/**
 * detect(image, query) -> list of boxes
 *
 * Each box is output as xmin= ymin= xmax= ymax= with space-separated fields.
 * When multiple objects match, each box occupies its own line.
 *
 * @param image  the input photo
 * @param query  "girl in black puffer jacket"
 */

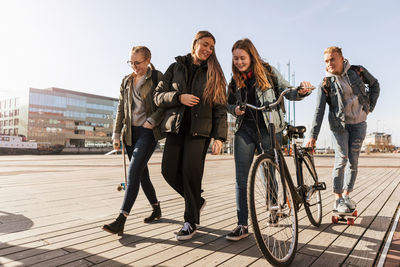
xmin=154 ymin=31 xmax=227 ymax=241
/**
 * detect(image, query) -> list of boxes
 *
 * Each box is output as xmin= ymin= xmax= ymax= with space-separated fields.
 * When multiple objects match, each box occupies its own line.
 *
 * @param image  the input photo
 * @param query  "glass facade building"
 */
xmin=0 ymin=87 xmax=118 ymax=147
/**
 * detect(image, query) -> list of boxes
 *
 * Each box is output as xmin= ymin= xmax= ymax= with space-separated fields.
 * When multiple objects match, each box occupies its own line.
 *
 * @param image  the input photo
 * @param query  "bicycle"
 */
xmin=244 ymin=86 xmax=327 ymax=266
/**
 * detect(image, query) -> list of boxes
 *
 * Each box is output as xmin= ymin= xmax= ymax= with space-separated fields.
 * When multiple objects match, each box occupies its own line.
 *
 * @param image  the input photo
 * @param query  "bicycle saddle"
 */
xmin=286 ymin=125 xmax=306 ymax=138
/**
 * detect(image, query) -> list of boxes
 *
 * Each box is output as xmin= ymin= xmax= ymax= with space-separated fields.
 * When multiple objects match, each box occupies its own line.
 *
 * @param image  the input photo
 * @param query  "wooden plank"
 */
xmin=343 ymin=174 xmax=400 ymax=266
xmin=296 ymin=167 xmax=388 ymax=249
xmin=1 ymin=194 xmax=232 ymax=266
xmin=87 ymin=202 xmax=237 ymax=266
xmin=311 ymin=170 xmax=400 ymax=266
xmin=297 ymin=168 xmax=397 ymax=257
xmin=0 ymin=154 xmax=399 ymax=267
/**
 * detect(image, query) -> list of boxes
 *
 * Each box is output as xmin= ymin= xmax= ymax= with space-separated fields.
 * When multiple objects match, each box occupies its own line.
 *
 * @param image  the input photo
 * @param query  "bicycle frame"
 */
xmin=243 ymin=86 xmax=316 ymax=210
xmin=245 ymin=86 xmax=325 ymax=266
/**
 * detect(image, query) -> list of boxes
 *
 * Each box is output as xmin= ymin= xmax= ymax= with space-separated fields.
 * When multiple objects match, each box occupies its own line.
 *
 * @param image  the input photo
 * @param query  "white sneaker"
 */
xmin=334 ymin=198 xmax=350 ymax=213
xmin=343 ymin=196 xmax=356 ymax=210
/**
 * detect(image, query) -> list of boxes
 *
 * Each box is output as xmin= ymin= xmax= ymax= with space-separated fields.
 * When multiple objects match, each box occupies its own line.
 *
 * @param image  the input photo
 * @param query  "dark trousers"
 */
xmin=161 ymin=132 xmax=210 ymax=224
xmin=121 ymin=126 xmax=158 ymax=215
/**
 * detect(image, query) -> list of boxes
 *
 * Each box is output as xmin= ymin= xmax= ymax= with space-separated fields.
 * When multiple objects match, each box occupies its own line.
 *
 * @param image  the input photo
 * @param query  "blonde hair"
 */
xmin=324 ymin=46 xmax=343 ymax=56
xmin=191 ymin=31 xmax=226 ymax=105
xmin=131 ymin=46 xmax=156 ymax=70
xmin=231 ymin=38 xmax=273 ymax=91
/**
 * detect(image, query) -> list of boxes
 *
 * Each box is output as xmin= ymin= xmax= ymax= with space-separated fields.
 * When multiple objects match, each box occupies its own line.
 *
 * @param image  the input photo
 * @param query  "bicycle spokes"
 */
xmin=248 ymin=154 xmax=298 ymax=265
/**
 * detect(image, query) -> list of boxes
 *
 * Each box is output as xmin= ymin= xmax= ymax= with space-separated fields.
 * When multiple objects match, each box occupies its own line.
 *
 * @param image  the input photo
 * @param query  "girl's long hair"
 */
xmin=191 ymin=31 xmax=226 ymax=105
xmin=231 ymin=38 xmax=274 ymax=91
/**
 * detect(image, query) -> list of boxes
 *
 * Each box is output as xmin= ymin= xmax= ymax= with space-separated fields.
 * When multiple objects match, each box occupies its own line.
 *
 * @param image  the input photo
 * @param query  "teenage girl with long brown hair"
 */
xmin=154 ymin=31 xmax=227 ymax=240
xmin=226 ymin=38 xmax=313 ymax=240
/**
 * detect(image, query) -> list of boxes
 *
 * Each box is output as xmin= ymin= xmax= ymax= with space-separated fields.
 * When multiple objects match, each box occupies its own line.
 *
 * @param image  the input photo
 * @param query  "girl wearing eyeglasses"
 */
xmin=154 ymin=31 xmax=227 ymax=240
xmin=102 ymin=46 xmax=164 ymax=236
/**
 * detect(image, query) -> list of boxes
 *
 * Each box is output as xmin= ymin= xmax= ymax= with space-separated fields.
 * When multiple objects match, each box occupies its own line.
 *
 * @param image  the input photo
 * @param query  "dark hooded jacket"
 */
xmin=153 ymin=54 xmax=227 ymax=141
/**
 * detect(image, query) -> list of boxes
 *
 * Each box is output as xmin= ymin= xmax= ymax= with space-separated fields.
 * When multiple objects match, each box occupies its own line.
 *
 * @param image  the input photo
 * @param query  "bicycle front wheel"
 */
xmin=248 ymin=153 xmax=298 ymax=266
xmin=302 ymin=153 xmax=322 ymax=227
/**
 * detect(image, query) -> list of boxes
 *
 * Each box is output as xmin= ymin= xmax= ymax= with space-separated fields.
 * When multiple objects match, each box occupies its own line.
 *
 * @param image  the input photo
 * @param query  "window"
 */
xmin=14 ymin=119 xmax=19 ymax=126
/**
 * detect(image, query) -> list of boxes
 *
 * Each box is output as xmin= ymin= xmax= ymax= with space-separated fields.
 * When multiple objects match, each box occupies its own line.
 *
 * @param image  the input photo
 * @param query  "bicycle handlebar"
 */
xmin=242 ymin=86 xmax=315 ymax=111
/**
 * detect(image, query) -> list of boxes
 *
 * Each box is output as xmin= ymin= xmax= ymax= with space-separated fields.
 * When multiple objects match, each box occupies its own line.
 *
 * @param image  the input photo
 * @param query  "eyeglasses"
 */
xmin=127 ymin=60 xmax=146 ymax=67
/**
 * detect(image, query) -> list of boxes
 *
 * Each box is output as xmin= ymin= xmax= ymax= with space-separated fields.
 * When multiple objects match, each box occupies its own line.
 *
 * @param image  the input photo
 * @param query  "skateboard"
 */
xmin=332 ymin=209 xmax=357 ymax=225
xmin=117 ymin=132 xmax=127 ymax=192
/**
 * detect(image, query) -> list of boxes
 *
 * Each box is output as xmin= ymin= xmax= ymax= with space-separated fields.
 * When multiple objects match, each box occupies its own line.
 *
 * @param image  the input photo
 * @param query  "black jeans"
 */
xmin=161 ymin=132 xmax=210 ymax=224
xmin=121 ymin=126 xmax=158 ymax=215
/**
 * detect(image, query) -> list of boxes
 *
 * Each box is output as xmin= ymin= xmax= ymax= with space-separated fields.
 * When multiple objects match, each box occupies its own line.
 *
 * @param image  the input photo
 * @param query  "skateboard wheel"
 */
xmin=117 ymin=183 xmax=126 ymax=191
xmin=332 ymin=216 xmax=339 ymax=223
xmin=347 ymin=218 xmax=354 ymax=225
xmin=352 ymin=210 xmax=358 ymax=217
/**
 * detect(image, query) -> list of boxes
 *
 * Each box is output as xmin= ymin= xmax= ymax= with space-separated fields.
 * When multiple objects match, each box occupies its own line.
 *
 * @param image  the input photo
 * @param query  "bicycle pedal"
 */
xmin=314 ymin=182 xmax=326 ymax=190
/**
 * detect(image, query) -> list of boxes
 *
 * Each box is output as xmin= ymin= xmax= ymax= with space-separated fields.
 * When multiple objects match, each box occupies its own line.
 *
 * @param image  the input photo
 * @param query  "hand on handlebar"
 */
xmin=298 ymin=81 xmax=314 ymax=96
xmin=235 ymin=105 xmax=245 ymax=116
xmin=306 ymin=138 xmax=316 ymax=147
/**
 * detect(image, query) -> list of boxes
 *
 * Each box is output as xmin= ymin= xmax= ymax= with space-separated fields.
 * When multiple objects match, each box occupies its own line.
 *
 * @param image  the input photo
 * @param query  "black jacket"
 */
xmin=153 ymin=54 xmax=227 ymax=141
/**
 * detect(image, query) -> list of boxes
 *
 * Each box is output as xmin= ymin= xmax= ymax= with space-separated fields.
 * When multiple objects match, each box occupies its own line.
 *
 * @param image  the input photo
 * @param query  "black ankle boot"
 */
xmin=144 ymin=201 xmax=161 ymax=223
xmin=102 ymin=213 xmax=126 ymax=236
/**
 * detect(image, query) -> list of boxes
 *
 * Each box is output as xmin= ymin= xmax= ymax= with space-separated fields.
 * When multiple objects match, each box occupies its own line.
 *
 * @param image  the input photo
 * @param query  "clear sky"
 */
xmin=1 ymin=0 xmax=399 ymax=146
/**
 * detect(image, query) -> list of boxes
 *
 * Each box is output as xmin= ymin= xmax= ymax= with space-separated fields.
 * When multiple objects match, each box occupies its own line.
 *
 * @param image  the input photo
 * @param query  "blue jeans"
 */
xmin=332 ymin=121 xmax=367 ymax=194
xmin=121 ymin=126 xmax=158 ymax=215
xmin=234 ymin=123 xmax=282 ymax=226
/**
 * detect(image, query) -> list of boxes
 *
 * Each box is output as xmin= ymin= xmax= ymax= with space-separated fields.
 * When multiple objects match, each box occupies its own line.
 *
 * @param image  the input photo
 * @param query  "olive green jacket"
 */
xmin=113 ymin=68 xmax=165 ymax=145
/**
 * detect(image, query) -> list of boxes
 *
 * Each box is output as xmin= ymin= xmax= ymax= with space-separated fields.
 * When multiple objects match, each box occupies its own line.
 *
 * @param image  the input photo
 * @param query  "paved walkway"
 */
xmin=0 ymin=153 xmax=399 ymax=266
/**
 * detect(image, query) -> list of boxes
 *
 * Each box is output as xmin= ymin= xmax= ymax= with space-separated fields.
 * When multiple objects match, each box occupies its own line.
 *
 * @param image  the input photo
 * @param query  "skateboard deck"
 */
xmin=332 ymin=209 xmax=357 ymax=225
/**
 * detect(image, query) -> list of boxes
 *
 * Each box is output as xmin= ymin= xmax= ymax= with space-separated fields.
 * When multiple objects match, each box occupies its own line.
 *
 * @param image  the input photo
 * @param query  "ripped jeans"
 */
xmin=332 ymin=121 xmax=367 ymax=194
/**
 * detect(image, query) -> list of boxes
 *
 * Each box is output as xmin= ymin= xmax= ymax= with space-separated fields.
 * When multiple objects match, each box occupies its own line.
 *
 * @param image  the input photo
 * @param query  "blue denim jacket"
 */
xmin=310 ymin=65 xmax=380 ymax=139
xmin=227 ymin=66 xmax=307 ymax=133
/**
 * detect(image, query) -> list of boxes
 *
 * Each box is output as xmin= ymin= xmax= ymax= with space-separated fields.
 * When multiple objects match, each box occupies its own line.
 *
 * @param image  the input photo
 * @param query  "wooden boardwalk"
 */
xmin=0 ymin=153 xmax=399 ymax=266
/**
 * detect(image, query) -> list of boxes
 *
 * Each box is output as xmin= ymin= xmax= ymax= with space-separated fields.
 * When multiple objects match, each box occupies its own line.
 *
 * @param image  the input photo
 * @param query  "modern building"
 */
xmin=0 ymin=87 xmax=118 ymax=147
xmin=363 ymin=132 xmax=395 ymax=153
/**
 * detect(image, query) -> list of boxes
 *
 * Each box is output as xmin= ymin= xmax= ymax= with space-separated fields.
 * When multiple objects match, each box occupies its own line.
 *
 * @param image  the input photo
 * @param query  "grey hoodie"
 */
xmin=326 ymin=59 xmax=367 ymax=124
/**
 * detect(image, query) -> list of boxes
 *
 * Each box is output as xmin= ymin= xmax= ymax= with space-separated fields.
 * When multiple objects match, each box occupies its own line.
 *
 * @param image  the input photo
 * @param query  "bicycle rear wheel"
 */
xmin=302 ymin=153 xmax=322 ymax=227
xmin=248 ymin=153 xmax=298 ymax=266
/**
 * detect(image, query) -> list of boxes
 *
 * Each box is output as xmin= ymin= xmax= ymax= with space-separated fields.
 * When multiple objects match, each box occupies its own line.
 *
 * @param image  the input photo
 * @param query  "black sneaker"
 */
xmin=226 ymin=225 xmax=249 ymax=241
xmin=176 ymin=222 xmax=197 ymax=241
